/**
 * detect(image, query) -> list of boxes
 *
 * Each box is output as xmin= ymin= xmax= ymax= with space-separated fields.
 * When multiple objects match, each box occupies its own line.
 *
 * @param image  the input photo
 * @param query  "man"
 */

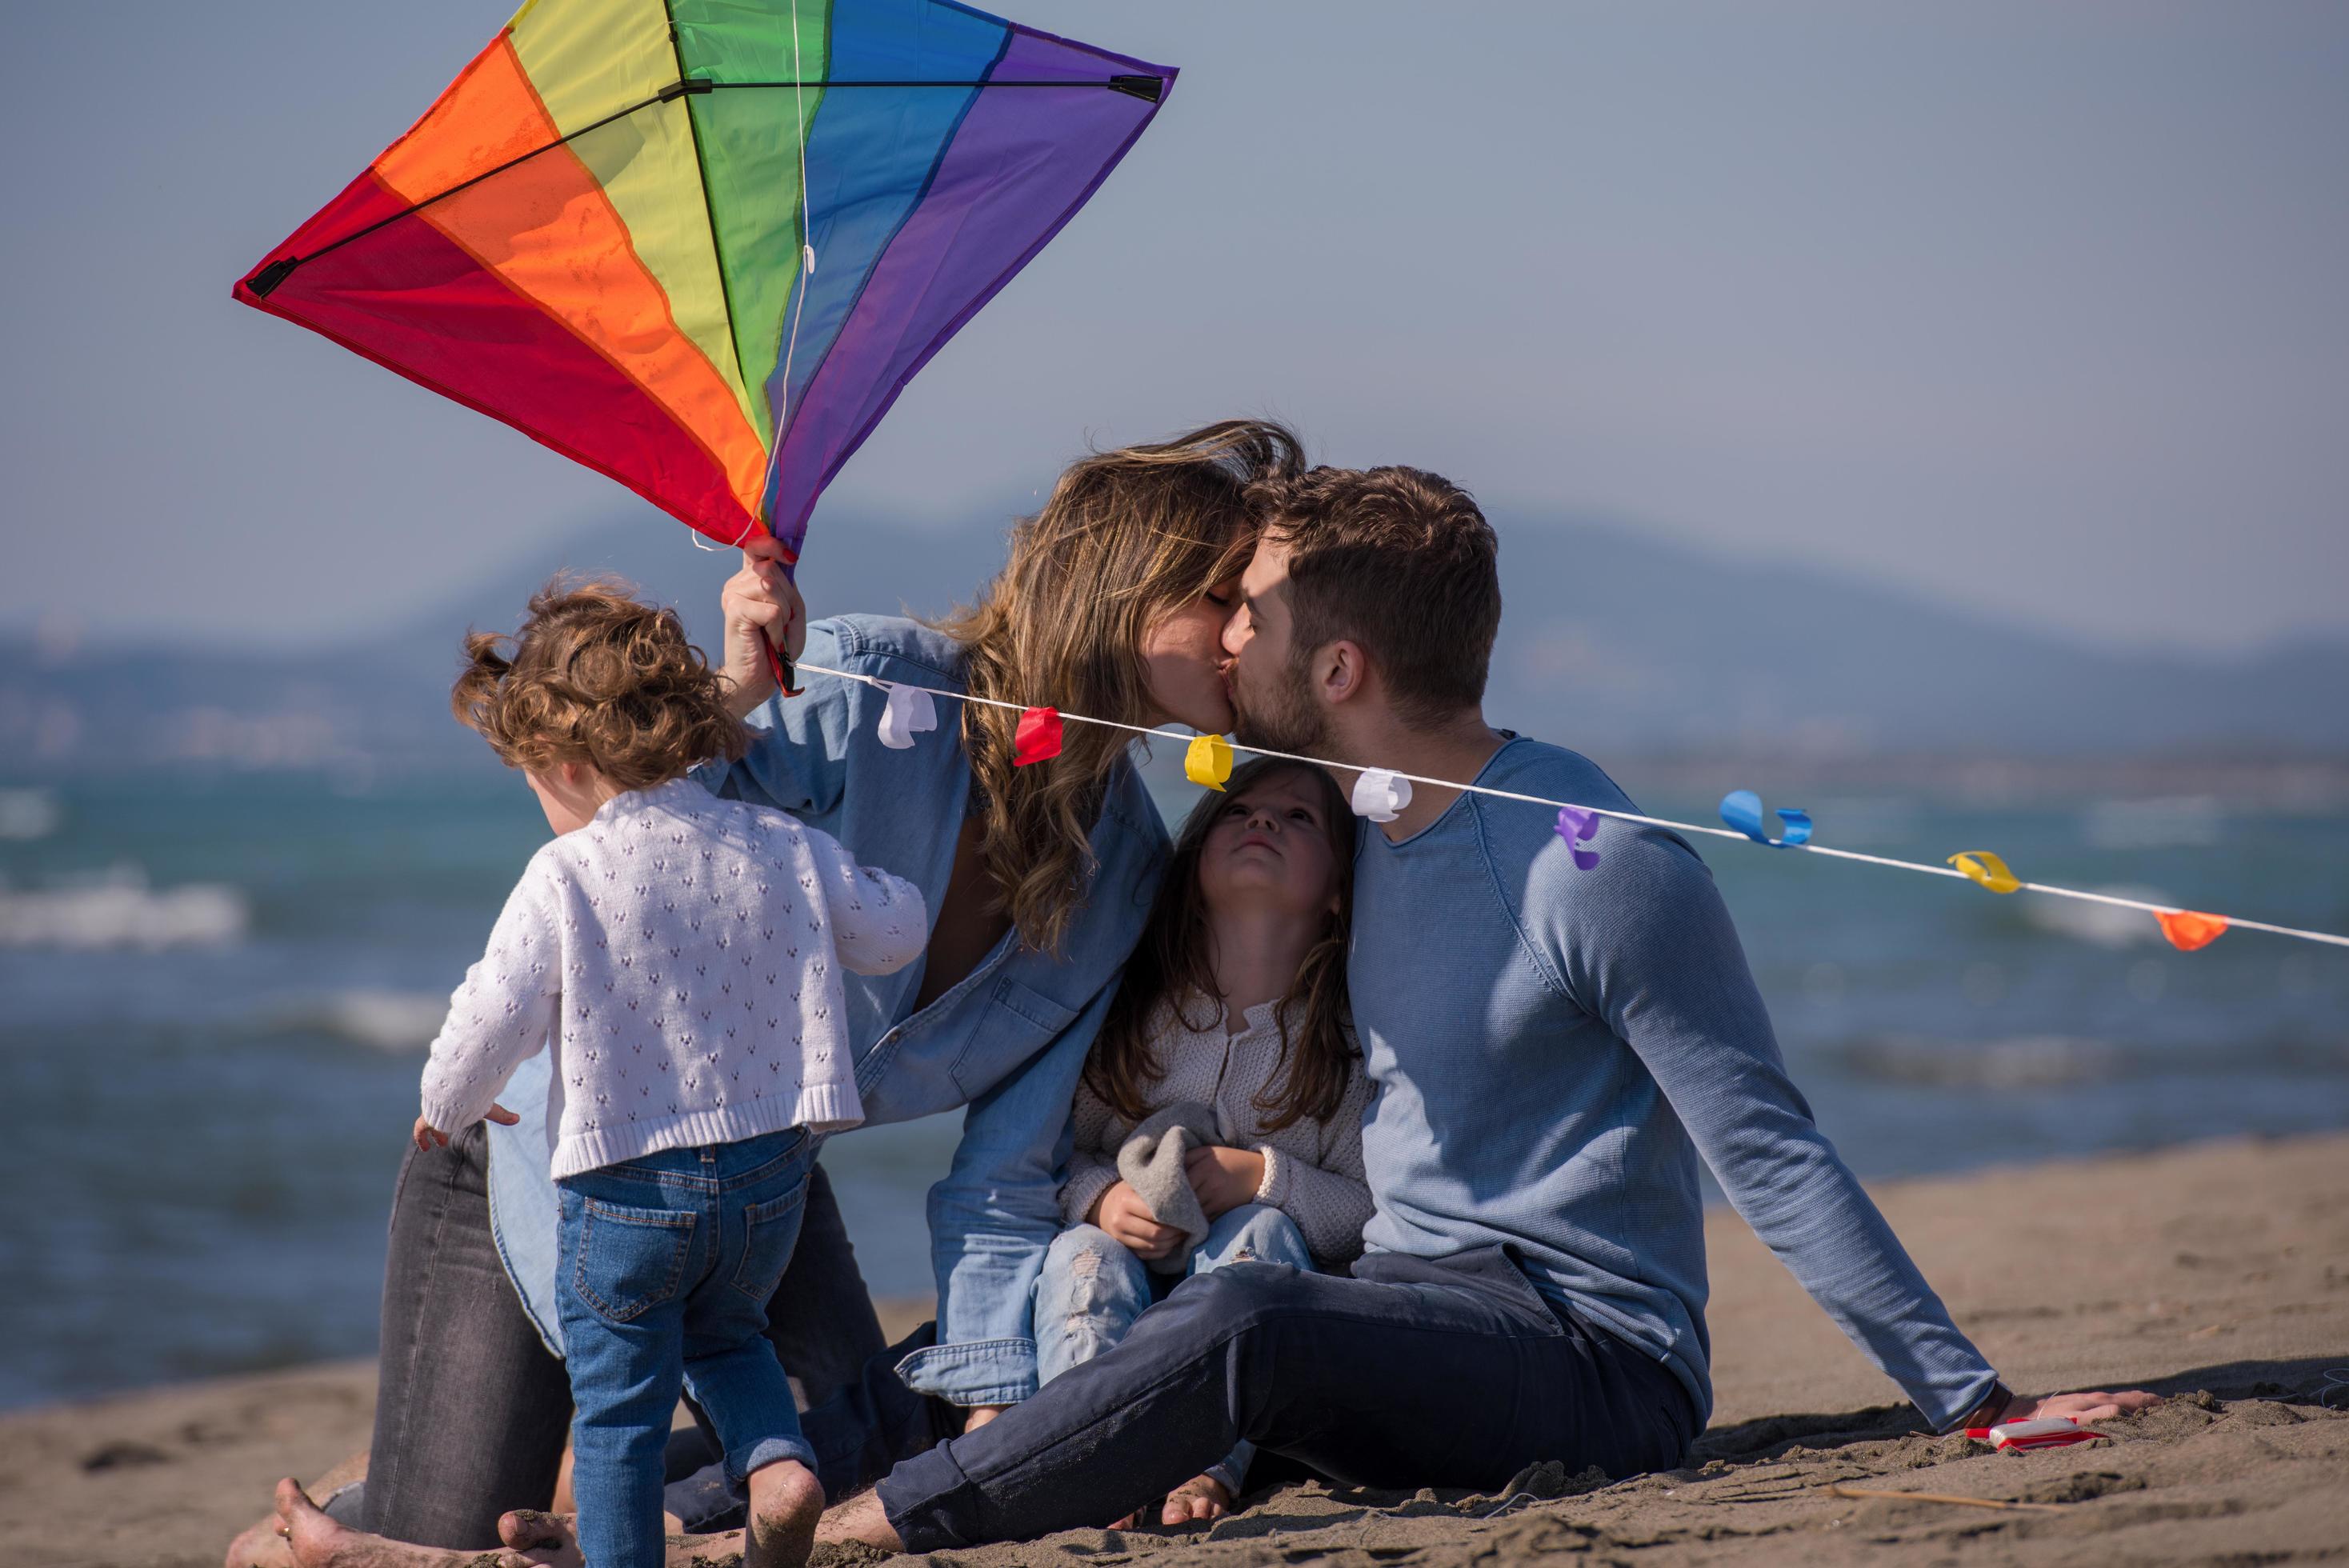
xmin=269 ymin=464 xmax=2148 ymax=1567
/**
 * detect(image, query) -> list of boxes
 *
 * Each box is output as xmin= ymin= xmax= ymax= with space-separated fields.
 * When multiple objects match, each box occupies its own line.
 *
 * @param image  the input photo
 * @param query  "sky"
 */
xmin=2 ymin=2 xmax=2343 ymax=656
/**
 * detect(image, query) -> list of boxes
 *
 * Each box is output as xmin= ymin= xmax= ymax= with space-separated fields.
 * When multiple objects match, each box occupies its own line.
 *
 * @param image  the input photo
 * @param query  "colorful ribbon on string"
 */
xmin=1351 ymin=769 xmax=1412 ymax=823
xmin=1947 ymin=850 xmax=2021 ymax=894
xmin=1012 ymin=706 xmax=1062 ymax=766
xmin=1720 ymin=790 xmax=1813 ymax=848
xmin=790 ymin=659 xmax=2349 ymax=954
xmin=1555 ymin=806 xmax=1602 ymax=870
xmin=1185 ymin=733 xmax=1234 ymax=791
xmin=875 ymin=683 xmax=938 ymax=750
xmin=2156 ymin=910 xmax=2228 ymax=951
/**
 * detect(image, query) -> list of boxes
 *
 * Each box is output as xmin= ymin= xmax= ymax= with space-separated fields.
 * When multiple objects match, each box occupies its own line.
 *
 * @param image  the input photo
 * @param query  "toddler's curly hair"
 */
xmin=451 ymin=575 xmax=746 ymax=787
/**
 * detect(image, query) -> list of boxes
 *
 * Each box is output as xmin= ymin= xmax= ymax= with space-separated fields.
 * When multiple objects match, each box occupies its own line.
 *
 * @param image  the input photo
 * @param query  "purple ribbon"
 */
xmin=1555 ymin=806 xmax=1602 ymax=870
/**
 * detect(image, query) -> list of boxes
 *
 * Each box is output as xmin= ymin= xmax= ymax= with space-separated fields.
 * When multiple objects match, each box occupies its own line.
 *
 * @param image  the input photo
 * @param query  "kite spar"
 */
xmin=236 ymin=0 xmax=1173 ymax=690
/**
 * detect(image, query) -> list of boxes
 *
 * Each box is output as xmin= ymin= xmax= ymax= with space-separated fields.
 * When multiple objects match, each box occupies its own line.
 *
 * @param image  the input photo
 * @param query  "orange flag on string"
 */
xmin=2156 ymin=910 xmax=2228 ymax=951
xmin=1013 ymin=706 xmax=1063 ymax=766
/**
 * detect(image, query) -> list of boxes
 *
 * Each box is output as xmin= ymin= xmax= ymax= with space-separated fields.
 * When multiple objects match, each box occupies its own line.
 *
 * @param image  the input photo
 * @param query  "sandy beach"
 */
xmin=13 ymin=1133 xmax=2344 ymax=1568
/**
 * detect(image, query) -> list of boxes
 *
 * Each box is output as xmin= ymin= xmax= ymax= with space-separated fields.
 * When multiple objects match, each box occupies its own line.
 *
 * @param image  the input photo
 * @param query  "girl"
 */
xmin=1041 ymin=757 xmax=1374 ymax=1526
xmin=414 ymin=580 xmax=927 ymax=1568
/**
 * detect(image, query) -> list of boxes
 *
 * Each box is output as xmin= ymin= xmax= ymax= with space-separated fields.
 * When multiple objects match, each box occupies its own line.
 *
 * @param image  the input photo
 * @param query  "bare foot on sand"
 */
xmin=746 ymin=1460 xmax=825 ymax=1568
xmin=494 ymin=1510 xmax=583 ymax=1566
xmin=811 ymin=1488 xmax=906 ymax=1554
xmin=1159 ymin=1472 xmax=1234 ymax=1526
xmin=225 ymin=1509 xmax=294 ymax=1568
xmin=276 ymin=1478 xmax=519 ymax=1568
xmin=498 ymin=1507 xmax=762 ymax=1568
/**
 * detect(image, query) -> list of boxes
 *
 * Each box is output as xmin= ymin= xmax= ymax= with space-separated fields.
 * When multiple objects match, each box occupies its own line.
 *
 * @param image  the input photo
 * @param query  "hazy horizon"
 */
xmin=5 ymin=2 xmax=2345 ymax=658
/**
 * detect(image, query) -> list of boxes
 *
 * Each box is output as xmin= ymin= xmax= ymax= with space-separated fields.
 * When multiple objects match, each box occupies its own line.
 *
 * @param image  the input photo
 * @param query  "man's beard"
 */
xmin=1229 ymin=650 xmax=1332 ymax=756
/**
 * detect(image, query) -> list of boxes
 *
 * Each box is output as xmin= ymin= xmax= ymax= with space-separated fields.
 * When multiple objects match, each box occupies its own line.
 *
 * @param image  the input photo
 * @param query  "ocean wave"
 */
xmin=1827 ymin=1033 xmax=2349 ymax=1090
xmin=0 ymin=870 xmax=247 ymax=949
xmin=0 ymin=790 xmax=60 ymax=842
xmin=1833 ymin=1034 xmax=2123 ymax=1090
xmin=261 ymin=989 xmax=449 ymax=1052
xmin=2082 ymin=796 xmax=2224 ymax=850
xmin=2020 ymin=885 xmax=2174 ymax=948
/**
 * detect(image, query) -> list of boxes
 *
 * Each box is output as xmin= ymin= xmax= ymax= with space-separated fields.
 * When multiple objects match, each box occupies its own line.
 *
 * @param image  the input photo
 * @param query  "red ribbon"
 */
xmin=1013 ymin=706 xmax=1063 ymax=766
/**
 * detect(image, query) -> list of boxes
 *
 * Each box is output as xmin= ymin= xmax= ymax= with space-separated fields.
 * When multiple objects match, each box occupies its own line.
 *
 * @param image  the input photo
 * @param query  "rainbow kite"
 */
xmin=234 ymin=0 xmax=1171 ymax=564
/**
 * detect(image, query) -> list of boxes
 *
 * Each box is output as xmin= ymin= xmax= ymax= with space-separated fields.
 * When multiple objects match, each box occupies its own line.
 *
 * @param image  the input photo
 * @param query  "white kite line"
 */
xmin=792 ymin=661 xmax=2349 ymax=952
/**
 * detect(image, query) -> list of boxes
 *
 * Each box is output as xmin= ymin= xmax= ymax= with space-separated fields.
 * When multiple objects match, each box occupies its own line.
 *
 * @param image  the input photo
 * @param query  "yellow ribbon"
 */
xmin=1185 ymin=733 xmax=1234 ymax=791
xmin=1947 ymin=850 xmax=2021 ymax=894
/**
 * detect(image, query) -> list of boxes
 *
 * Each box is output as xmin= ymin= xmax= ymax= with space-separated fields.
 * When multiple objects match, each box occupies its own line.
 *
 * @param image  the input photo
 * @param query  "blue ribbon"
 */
xmin=1719 ymin=789 xmax=1813 ymax=849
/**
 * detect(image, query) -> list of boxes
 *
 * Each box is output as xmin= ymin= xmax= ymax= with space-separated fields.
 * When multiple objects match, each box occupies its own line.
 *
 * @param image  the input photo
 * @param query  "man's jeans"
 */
xmin=875 ymin=1244 xmax=1701 ymax=1550
xmin=555 ymin=1131 xmax=818 ymax=1568
xmin=349 ymin=1124 xmax=882 ymax=1547
xmin=1036 ymin=1204 xmax=1312 ymax=1498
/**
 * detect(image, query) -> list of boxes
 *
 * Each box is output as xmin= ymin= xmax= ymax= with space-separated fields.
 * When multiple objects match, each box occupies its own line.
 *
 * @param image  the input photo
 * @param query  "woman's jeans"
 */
xmin=357 ymin=1122 xmax=886 ymax=1549
xmin=1035 ymin=1203 xmax=1313 ymax=1497
xmin=554 ymin=1130 xmax=818 ymax=1568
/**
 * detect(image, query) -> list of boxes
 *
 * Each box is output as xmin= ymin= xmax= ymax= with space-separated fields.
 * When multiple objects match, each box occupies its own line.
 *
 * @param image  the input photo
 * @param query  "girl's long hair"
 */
xmin=932 ymin=419 xmax=1302 ymax=955
xmin=1086 ymin=758 xmax=1358 ymax=1133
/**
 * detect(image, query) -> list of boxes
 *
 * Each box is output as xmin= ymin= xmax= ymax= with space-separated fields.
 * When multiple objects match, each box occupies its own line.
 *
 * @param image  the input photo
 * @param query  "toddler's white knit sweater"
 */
xmin=419 ymin=778 xmax=927 ymax=1178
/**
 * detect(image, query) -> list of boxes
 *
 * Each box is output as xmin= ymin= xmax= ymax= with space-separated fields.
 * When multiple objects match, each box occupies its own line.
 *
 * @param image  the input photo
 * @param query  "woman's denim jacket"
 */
xmin=484 ymin=614 xmax=1167 ymax=1405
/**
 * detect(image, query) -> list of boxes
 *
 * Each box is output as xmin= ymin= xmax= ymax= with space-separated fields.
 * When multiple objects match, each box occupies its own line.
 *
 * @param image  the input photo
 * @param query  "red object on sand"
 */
xmin=1964 ymin=1416 xmax=2106 ymax=1451
xmin=2156 ymin=910 xmax=2228 ymax=951
xmin=1013 ymin=706 xmax=1063 ymax=766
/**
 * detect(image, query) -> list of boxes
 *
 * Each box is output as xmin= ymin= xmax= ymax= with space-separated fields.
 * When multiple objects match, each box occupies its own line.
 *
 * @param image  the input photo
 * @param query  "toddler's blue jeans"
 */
xmin=1034 ymin=1203 xmax=1314 ymax=1500
xmin=556 ymin=1129 xmax=818 ymax=1568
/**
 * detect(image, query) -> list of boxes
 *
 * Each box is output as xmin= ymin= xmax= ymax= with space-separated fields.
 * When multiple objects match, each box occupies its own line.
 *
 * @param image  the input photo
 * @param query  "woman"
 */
xmin=231 ymin=418 xmax=1303 ymax=1564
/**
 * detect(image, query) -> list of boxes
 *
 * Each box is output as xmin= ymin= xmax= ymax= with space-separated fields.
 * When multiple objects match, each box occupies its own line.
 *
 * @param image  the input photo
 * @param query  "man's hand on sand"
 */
xmin=719 ymin=538 xmax=807 ymax=717
xmin=2005 ymin=1388 xmax=2162 ymax=1425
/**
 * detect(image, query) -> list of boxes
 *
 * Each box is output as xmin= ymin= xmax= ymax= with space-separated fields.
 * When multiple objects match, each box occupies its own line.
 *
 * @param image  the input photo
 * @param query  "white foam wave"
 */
xmin=267 ymin=989 xmax=449 ymax=1052
xmin=0 ymin=790 xmax=61 ymax=842
xmin=0 ymin=869 xmax=247 ymax=949
xmin=2022 ymin=885 xmax=2174 ymax=948
xmin=1836 ymin=1035 xmax=2121 ymax=1090
xmin=2083 ymin=796 xmax=2225 ymax=850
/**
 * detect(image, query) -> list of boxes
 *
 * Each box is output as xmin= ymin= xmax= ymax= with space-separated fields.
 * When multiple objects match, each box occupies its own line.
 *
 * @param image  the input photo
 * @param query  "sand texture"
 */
xmin=10 ymin=1135 xmax=2345 ymax=1567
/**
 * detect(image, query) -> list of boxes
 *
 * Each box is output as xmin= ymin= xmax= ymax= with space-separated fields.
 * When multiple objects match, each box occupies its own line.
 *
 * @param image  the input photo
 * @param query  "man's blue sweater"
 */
xmin=1349 ymin=737 xmax=1997 ymax=1430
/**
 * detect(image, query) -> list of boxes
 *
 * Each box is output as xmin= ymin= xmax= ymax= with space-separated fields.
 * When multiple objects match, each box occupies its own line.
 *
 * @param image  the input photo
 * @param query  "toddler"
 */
xmin=414 ymin=578 xmax=926 ymax=1568
xmin=1045 ymin=758 xmax=1375 ymax=1526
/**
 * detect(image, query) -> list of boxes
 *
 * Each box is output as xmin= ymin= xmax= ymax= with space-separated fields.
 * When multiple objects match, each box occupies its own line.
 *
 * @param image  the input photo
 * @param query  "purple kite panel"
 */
xmin=766 ymin=25 xmax=1172 ymax=554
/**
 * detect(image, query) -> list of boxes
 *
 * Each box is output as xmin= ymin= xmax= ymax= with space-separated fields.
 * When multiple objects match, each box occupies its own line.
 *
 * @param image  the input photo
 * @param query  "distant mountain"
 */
xmin=6 ymin=503 xmax=2344 ymax=779
xmin=1479 ymin=522 xmax=2349 ymax=756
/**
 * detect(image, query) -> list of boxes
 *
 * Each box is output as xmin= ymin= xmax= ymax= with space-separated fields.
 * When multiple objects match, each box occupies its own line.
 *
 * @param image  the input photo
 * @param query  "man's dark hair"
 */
xmin=1247 ymin=465 xmax=1500 ymax=727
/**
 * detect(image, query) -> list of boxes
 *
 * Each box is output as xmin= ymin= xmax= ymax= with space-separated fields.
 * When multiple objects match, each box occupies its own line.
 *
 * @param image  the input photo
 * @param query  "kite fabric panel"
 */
xmin=234 ymin=0 xmax=1172 ymax=562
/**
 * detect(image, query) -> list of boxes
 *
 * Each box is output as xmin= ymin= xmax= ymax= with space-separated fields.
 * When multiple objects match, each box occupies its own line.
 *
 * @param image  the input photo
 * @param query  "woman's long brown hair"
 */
xmin=1086 ymin=758 xmax=1359 ymax=1134
xmin=932 ymin=419 xmax=1302 ymax=956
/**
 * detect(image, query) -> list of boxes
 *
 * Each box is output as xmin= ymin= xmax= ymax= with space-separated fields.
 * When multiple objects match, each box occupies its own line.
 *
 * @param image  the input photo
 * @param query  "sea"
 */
xmin=2 ymin=764 xmax=2346 ymax=1410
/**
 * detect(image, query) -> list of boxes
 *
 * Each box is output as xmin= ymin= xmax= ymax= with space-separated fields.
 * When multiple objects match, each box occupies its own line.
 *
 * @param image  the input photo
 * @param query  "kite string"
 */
xmin=800 ymin=659 xmax=2349 ymax=951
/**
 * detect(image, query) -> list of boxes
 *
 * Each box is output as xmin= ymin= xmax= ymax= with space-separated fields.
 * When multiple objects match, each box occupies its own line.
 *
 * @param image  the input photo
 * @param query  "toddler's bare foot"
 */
xmin=745 ymin=1460 xmax=826 ymax=1568
xmin=1159 ymin=1472 xmax=1234 ymax=1526
xmin=494 ymin=1510 xmax=583 ymax=1566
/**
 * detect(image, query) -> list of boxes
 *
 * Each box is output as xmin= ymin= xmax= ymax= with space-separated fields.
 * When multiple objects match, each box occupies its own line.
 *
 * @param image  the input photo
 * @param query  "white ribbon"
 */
xmin=1350 ymin=767 xmax=1412 ymax=823
xmin=876 ymin=682 xmax=938 ymax=750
